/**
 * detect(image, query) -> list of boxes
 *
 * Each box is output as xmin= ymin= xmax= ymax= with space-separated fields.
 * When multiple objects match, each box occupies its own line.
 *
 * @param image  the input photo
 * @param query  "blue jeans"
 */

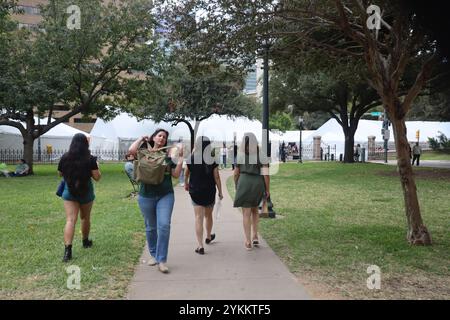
xmin=138 ymin=193 xmax=175 ymax=263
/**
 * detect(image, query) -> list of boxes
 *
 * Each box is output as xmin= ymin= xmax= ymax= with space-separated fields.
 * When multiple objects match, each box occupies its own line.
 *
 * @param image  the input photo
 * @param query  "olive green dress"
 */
xmin=233 ymin=156 xmax=265 ymax=208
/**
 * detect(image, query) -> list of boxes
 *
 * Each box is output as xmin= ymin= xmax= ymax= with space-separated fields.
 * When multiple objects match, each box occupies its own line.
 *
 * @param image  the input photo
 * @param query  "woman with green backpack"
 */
xmin=128 ymin=129 xmax=184 ymax=273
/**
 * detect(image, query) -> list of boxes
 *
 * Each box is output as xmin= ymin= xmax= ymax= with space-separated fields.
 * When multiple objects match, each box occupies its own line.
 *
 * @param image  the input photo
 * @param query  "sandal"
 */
xmin=195 ymin=247 xmax=205 ymax=255
xmin=245 ymin=242 xmax=252 ymax=251
xmin=252 ymin=239 xmax=259 ymax=247
xmin=205 ymin=233 xmax=216 ymax=244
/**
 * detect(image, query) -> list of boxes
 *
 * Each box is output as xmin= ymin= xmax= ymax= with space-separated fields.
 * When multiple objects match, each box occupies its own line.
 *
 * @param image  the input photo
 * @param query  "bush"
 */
xmin=428 ymin=137 xmax=440 ymax=150
xmin=438 ymin=132 xmax=450 ymax=149
xmin=428 ymin=132 xmax=450 ymax=151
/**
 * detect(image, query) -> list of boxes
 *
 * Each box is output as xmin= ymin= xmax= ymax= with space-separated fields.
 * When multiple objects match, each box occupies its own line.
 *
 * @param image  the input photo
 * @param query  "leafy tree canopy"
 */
xmin=0 ymin=0 xmax=161 ymax=172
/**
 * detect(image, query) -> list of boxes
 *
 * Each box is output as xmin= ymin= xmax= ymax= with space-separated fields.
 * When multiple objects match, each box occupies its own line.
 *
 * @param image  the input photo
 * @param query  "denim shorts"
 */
xmin=62 ymin=181 xmax=95 ymax=205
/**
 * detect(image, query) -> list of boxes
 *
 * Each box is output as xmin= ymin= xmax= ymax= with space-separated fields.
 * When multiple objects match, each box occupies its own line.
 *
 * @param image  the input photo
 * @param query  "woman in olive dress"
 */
xmin=233 ymin=132 xmax=270 ymax=250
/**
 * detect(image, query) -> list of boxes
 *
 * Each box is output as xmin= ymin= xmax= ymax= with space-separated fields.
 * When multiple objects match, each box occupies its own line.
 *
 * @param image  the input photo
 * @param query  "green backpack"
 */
xmin=134 ymin=145 xmax=171 ymax=185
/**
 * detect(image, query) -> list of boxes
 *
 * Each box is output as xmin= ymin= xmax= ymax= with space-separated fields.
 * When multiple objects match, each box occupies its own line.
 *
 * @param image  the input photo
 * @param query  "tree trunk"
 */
xmin=390 ymin=115 xmax=432 ymax=245
xmin=193 ymin=120 xmax=200 ymax=150
xmin=344 ymin=132 xmax=355 ymax=163
xmin=23 ymin=133 xmax=35 ymax=175
xmin=341 ymin=121 xmax=358 ymax=163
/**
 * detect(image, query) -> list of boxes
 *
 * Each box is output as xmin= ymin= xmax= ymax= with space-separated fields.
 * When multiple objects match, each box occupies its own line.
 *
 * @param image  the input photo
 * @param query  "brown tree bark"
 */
xmin=388 ymin=103 xmax=432 ymax=245
xmin=22 ymin=133 xmax=35 ymax=175
xmin=344 ymin=134 xmax=355 ymax=163
xmin=22 ymin=112 xmax=36 ymax=175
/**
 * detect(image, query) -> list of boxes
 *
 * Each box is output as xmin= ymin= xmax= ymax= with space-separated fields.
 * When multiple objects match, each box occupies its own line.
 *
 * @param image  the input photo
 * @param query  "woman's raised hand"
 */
xmin=177 ymin=143 xmax=184 ymax=158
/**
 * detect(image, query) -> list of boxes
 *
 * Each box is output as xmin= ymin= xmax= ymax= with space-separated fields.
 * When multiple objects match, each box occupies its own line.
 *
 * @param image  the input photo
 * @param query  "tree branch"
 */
xmin=403 ymin=53 xmax=440 ymax=113
xmin=329 ymin=111 xmax=343 ymax=127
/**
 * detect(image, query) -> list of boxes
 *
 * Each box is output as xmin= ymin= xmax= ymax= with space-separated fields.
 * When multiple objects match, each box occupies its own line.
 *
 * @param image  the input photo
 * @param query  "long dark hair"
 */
xmin=240 ymin=132 xmax=259 ymax=155
xmin=148 ymin=129 xmax=169 ymax=148
xmin=62 ymin=133 xmax=91 ymax=197
xmin=239 ymin=132 xmax=260 ymax=165
xmin=191 ymin=136 xmax=214 ymax=175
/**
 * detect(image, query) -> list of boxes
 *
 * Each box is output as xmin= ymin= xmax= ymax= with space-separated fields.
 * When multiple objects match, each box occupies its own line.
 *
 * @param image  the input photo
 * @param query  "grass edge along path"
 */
xmin=226 ymin=162 xmax=450 ymax=300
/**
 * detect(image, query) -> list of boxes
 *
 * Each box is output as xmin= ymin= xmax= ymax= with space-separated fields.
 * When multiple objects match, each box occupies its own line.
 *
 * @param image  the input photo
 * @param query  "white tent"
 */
xmin=0 ymin=118 xmax=89 ymax=151
xmin=278 ymin=130 xmax=316 ymax=144
xmin=89 ymin=113 xmax=190 ymax=152
xmin=311 ymin=119 xmax=450 ymax=158
xmin=90 ymin=113 xmax=283 ymax=158
xmin=194 ymin=114 xmax=282 ymax=144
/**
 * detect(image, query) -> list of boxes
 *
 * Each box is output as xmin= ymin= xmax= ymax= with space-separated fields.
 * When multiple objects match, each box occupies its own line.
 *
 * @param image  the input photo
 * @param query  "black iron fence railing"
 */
xmin=321 ymin=143 xmax=337 ymax=161
xmin=0 ymin=149 xmax=128 ymax=164
xmin=280 ymin=143 xmax=337 ymax=161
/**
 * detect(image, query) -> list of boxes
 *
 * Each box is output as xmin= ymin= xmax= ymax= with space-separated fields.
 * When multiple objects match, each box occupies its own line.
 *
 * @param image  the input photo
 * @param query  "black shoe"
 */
xmin=82 ymin=238 xmax=93 ymax=248
xmin=63 ymin=245 xmax=72 ymax=262
xmin=205 ymin=234 xmax=215 ymax=244
xmin=195 ymin=247 xmax=205 ymax=255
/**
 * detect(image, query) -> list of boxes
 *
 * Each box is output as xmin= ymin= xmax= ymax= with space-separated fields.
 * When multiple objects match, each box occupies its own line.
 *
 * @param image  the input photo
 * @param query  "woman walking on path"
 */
xmin=58 ymin=133 xmax=101 ymax=262
xmin=128 ymin=129 xmax=183 ymax=273
xmin=184 ymin=137 xmax=223 ymax=255
xmin=233 ymin=133 xmax=270 ymax=250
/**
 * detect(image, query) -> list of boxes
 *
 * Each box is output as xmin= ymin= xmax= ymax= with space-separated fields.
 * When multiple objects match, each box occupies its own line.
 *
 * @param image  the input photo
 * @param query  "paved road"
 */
xmin=369 ymin=160 xmax=450 ymax=169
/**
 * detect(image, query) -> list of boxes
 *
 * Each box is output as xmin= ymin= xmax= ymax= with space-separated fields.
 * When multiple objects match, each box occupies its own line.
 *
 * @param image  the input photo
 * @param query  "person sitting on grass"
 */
xmin=124 ymin=152 xmax=135 ymax=180
xmin=2 ymin=159 xmax=30 ymax=177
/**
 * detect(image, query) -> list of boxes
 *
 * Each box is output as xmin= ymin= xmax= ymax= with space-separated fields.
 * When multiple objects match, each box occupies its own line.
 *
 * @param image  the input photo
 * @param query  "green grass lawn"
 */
xmin=421 ymin=151 xmax=450 ymax=161
xmin=227 ymin=162 xmax=450 ymax=299
xmin=0 ymin=164 xmax=145 ymax=299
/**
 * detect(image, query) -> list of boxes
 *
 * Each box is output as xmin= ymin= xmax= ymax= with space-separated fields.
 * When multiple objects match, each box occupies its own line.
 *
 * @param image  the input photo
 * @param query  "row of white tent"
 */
xmin=1 ymin=113 xmax=450 ymax=159
xmin=89 ymin=113 xmax=450 ymax=158
xmin=0 ymin=119 xmax=89 ymax=151
xmin=305 ymin=119 xmax=450 ymax=157
xmin=89 ymin=113 xmax=282 ymax=155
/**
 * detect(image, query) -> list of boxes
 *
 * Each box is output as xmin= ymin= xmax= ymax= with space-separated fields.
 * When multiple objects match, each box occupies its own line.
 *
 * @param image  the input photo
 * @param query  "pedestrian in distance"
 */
xmin=220 ymin=142 xmax=227 ymax=169
xmin=354 ymin=144 xmax=361 ymax=162
xmin=412 ymin=142 xmax=422 ymax=166
xmin=280 ymin=142 xmax=286 ymax=163
xmin=232 ymin=142 xmax=238 ymax=170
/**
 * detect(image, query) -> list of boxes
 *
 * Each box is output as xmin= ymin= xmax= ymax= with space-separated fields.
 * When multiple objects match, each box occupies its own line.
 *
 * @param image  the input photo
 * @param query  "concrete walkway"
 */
xmin=126 ymin=169 xmax=310 ymax=300
xmin=369 ymin=160 xmax=450 ymax=169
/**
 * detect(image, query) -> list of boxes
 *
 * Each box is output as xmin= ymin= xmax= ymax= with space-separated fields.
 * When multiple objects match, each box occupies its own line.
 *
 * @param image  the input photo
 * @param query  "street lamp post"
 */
xmin=382 ymin=110 xmax=390 ymax=164
xmin=232 ymin=132 xmax=237 ymax=170
xmin=260 ymin=40 xmax=276 ymax=218
xmin=298 ymin=117 xmax=303 ymax=163
xmin=262 ymin=42 xmax=270 ymax=159
xmin=37 ymin=117 xmax=41 ymax=162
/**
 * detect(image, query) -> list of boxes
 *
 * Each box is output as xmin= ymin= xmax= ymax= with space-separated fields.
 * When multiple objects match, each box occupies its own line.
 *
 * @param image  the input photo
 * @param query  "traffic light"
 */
xmin=416 ymin=130 xmax=420 ymax=140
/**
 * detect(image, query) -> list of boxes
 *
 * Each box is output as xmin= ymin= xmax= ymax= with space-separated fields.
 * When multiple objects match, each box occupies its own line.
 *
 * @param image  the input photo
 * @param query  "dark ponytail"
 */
xmin=62 ymin=133 xmax=91 ymax=197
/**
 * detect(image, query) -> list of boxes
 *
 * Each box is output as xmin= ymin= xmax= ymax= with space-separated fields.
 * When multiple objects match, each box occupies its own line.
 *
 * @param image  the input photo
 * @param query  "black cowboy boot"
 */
xmin=82 ymin=238 xmax=93 ymax=248
xmin=63 ymin=245 xmax=72 ymax=262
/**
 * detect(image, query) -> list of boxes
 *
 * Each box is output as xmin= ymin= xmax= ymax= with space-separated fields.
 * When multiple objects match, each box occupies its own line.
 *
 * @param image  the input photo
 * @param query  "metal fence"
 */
xmin=321 ymin=143 xmax=337 ymax=161
xmin=281 ymin=143 xmax=337 ymax=161
xmin=0 ymin=149 xmax=128 ymax=164
xmin=365 ymin=141 xmax=432 ymax=161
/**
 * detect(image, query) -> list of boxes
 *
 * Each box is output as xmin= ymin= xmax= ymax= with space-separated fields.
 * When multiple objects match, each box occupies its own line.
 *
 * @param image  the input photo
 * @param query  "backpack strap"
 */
xmin=138 ymin=141 xmax=172 ymax=152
